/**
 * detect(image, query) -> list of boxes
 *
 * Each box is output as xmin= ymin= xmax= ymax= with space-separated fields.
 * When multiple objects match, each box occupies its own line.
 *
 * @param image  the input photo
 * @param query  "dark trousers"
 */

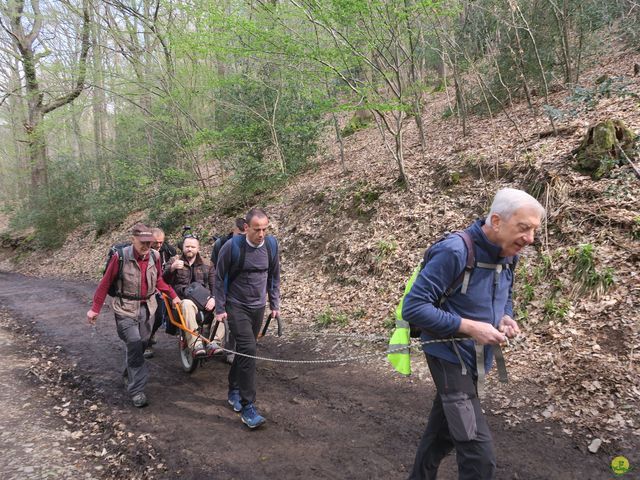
xmin=151 ymin=293 xmax=166 ymax=337
xmin=226 ymin=302 xmax=264 ymax=405
xmin=409 ymin=354 xmax=496 ymax=480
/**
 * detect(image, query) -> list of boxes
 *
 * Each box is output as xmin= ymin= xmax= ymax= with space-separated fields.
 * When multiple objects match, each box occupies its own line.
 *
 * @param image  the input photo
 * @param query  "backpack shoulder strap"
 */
xmin=226 ymin=234 xmax=246 ymax=288
xmin=265 ymin=235 xmax=278 ymax=288
xmin=440 ymin=230 xmax=475 ymax=303
xmin=115 ymin=245 xmax=126 ymax=293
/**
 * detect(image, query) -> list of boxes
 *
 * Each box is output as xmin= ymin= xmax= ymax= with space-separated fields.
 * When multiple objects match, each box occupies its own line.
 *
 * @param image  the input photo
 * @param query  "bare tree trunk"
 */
xmin=331 ymin=112 xmax=347 ymax=173
xmin=5 ymin=0 xmax=91 ymax=193
xmin=91 ymin=1 xmax=107 ymax=183
xmin=452 ymin=57 xmax=467 ymax=137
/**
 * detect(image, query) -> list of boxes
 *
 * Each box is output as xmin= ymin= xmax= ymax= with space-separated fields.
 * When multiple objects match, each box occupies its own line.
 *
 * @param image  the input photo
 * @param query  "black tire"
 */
xmin=179 ymin=334 xmax=198 ymax=373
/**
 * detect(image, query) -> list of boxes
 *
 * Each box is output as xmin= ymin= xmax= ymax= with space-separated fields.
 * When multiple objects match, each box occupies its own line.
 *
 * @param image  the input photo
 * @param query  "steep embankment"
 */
xmin=3 ymin=50 xmax=639 ymax=456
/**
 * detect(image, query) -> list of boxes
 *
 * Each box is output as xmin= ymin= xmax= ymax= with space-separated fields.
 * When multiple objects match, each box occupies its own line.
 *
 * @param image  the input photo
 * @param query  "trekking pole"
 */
xmin=259 ymin=313 xmax=283 ymax=338
xmin=259 ymin=314 xmax=272 ymax=338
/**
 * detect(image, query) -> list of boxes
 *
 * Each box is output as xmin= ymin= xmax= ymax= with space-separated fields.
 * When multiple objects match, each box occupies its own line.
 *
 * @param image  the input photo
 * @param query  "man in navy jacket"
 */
xmin=403 ymin=188 xmax=545 ymax=480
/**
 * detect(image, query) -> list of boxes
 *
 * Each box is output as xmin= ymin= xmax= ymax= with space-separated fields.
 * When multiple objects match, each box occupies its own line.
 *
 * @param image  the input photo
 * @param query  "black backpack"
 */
xmin=103 ymin=242 xmax=130 ymax=297
xmin=103 ymin=243 xmax=158 ymax=298
xmin=210 ymin=233 xmax=234 ymax=266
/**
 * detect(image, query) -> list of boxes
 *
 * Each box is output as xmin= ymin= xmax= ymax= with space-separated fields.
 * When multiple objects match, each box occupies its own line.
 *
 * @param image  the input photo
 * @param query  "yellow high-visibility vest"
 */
xmin=387 ymin=264 xmax=421 ymax=375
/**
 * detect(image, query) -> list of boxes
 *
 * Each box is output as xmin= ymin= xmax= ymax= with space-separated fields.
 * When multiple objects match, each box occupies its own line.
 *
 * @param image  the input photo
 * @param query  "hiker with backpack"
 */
xmin=210 ymin=217 xmax=247 ymax=365
xmin=214 ymin=207 xmax=280 ymax=429
xmin=163 ymin=233 xmax=222 ymax=357
xmin=211 ymin=217 xmax=247 ymax=265
xmin=86 ymin=223 xmax=180 ymax=408
xmin=144 ymin=227 xmax=178 ymax=358
xmin=402 ymin=188 xmax=545 ymax=480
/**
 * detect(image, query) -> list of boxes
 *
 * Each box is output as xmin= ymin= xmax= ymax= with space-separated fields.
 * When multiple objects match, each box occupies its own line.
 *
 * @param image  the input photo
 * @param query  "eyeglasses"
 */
xmin=183 ymin=233 xmax=199 ymax=240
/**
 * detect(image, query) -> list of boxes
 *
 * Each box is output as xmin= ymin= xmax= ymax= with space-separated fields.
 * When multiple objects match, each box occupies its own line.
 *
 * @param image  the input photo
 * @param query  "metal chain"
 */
xmin=285 ymin=330 xmax=389 ymax=342
xmin=216 ymin=337 xmax=465 ymax=365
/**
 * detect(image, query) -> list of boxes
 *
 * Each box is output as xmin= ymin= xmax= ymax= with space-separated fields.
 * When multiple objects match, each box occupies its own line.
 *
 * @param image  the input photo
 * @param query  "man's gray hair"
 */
xmin=486 ymin=188 xmax=545 ymax=226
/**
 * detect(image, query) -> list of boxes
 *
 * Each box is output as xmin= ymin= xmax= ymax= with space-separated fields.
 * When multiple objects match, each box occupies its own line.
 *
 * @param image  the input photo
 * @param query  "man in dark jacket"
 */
xmin=145 ymin=227 xmax=178 ymax=357
xmin=215 ymin=208 xmax=280 ymax=429
xmin=87 ymin=223 xmax=180 ymax=408
xmin=163 ymin=235 xmax=220 ymax=356
xmin=403 ymin=188 xmax=545 ymax=480
xmin=211 ymin=218 xmax=247 ymax=265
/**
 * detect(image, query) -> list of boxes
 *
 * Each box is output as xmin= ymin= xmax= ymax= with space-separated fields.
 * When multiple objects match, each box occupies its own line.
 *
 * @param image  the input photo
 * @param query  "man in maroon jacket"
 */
xmin=87 ymin=223 xmax=180 ymax=407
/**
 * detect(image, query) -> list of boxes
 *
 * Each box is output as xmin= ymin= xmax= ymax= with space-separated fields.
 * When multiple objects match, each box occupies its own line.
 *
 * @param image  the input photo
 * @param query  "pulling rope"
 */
xmin=158 ymin=294 xmax=510 ymax=366
xmin=214 ymin=337 xmax=468 ymax=365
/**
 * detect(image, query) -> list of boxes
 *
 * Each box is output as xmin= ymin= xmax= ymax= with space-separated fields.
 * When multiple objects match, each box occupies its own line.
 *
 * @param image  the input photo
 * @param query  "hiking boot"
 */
xmin=193 ymin=343 xmax=206 ymax=357
xmin=227 ymin=390 xmax=242 ymax=413
xmin=241 ymin=403 xmax=265 ymax=429
xmin=132 ymin=392 xmax=147 ymax=408
xmin=143 ymin=346 xmax=154 ymax=358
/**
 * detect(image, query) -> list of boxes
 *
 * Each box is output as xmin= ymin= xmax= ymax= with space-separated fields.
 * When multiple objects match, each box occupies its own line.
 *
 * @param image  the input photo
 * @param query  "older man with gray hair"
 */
xmin=403 ymin=188 xmax=545 ymax=480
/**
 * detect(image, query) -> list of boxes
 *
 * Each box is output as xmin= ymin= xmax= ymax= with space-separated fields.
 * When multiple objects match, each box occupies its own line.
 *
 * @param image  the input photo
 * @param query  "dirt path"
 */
xmin=0 ymin=272 xmax=622 ymax=479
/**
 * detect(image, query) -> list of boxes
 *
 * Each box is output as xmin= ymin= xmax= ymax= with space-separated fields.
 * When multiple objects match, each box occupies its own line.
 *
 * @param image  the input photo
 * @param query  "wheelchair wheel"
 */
xmin=179 ymin=334 xmax=198 ymax=373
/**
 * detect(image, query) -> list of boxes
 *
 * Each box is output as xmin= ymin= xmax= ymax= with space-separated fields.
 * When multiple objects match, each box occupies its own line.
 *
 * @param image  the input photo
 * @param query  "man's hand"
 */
xmin=87 ymin=310 xmax=99 ymax=326
xmin=172 ymin=296 xmax=181 ymax=308
xmin=171 ymin=259 xmax=184 ymax=271
xmin=204 ymin=297 xmax=215 ymax=311
xmin=499 ymin=315 xmax=520 ymax=338
xmin=459 ymin=318 xmax=506 ymax=345
xmin=215 ymin=312 xmax=227 ymax=322
xmin=270 ymin=309 xmax=280 ymax=319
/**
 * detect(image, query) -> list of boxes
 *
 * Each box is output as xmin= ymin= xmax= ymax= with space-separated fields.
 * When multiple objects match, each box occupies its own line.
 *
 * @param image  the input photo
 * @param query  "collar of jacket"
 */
xmin=468 ymin=218 xmax=505 ymax=261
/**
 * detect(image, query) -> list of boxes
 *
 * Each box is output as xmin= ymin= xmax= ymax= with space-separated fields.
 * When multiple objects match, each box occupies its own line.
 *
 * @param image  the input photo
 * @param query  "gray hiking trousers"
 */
xmin=408 ymin=354 xmax=496 ymax=480
xmin=115 ymin=305 xmax=153 ymax=397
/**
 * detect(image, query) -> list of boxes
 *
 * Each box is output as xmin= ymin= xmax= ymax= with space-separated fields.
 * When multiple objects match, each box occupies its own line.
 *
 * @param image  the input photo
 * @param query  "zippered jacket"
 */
xmin=402 ymin=219 xmax=516 ymax=374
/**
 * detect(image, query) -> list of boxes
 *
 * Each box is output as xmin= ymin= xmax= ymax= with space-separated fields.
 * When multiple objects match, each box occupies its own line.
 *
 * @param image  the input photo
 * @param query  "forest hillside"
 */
xmin=2 ymin=46 xmax=639 ymax=458
xmin=0 ymin=0 xmax=639 ymax=463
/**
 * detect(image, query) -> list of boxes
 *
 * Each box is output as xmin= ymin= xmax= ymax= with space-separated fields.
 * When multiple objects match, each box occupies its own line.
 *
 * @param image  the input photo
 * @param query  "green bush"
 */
xmin=315 ymin=308 xmax=350 ymax=328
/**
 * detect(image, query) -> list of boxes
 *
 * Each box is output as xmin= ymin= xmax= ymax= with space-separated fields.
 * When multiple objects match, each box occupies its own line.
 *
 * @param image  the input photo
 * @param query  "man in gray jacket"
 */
xmin=215 ymin=208 xmax=280 ymax=429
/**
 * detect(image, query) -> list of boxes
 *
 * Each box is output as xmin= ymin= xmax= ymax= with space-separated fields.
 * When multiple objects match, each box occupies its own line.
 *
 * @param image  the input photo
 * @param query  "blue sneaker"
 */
xmin=227 ymin=390 xmax=242 ymax=413
xmin=241 ymin=403 xmax=265 ymax=429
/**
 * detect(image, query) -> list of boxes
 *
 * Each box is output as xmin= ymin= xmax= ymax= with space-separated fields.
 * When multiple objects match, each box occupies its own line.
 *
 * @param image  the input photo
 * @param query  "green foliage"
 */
xmin=567 ymin=244 xmax=614 ymax=294
xmin=315 ymin=308 xmax=350 ymax=328
xmin=88 ymin=159 xmax=152 ymax=236
xmin=382 ymin=316 xmax=396 ymax=330
xmin=632 ymin=217 xmax=640 ymax=240
xmin=352 ymin=183 xmax=382 ymax=218
xmin=543 ymin=297 xmax=571 ymax=322
xmin=342 ymin=112 xmax=371 ymax=137
xmin=18 ymin=158 xmax=90 ymax=248
xmin=148 ymin=167 xmax=199 ymax=232
xmin=375 ymin=239 xmax=397 ymax=262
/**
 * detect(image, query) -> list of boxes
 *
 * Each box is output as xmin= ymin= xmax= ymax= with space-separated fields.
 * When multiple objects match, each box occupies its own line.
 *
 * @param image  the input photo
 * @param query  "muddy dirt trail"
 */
xmin=0 ymin=272 xmax=620 ymax=479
